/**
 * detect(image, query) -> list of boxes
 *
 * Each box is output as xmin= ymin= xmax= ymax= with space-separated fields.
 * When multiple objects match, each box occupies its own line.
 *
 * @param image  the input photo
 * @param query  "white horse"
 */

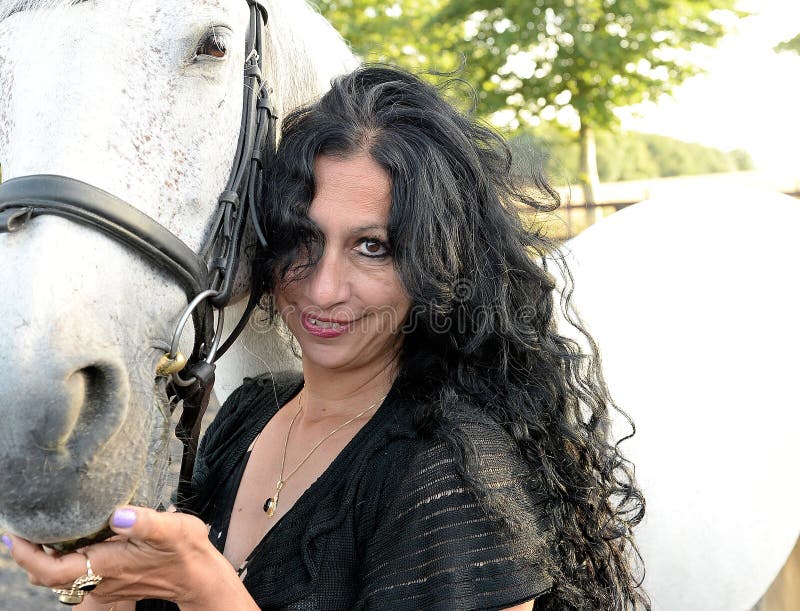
xmin=1 ymin=2 xmax=797 ymax=609
xmin=0 ymin=0 xmax=353 ymax=545
xmin=560 ymin=187 xmax=800 ymax=610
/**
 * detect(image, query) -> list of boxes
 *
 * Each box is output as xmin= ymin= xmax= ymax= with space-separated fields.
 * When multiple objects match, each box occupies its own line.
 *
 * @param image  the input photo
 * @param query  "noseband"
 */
xmin=0 ymin=0 xmax=275 ymax=509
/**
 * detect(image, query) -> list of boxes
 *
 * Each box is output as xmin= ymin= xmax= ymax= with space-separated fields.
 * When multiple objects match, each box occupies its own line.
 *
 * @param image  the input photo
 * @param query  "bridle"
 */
xmin=0 ymin=0 xmax=275 ymax=509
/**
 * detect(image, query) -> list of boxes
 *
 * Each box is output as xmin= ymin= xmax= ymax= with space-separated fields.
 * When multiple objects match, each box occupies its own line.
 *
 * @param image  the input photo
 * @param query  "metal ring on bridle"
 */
xmin=156 ymin=289 xmax=225 ymax=380
xmin=168 ymin=289 xmax=219 ymax=359
xmin=170 ymin=306 xmax=225 ymax=388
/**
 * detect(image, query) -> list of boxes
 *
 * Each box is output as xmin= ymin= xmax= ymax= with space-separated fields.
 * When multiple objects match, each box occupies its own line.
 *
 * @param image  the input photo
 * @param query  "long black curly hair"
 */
xmin=255 ymin=65 xmax=649 ymax=610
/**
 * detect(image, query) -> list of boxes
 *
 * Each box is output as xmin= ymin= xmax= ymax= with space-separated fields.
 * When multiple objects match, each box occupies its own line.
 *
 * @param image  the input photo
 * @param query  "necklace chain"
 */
xmin=263 ymin=389 xmax=386 ymax=517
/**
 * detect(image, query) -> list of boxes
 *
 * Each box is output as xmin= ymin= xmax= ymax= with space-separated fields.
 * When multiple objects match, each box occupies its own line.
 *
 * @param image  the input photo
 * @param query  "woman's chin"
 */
xmin=301 ymin=352 xmax=356 ymax=372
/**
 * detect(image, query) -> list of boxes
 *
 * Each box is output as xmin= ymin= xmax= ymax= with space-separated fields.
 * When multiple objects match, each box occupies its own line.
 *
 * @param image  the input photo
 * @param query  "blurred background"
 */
xmin=313 ymin=0 xmax=800 ymax=241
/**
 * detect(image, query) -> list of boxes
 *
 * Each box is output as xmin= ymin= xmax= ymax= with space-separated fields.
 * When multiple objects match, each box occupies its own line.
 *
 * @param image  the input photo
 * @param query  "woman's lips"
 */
xmin=300 ymin=313 xmax=354 ymax=338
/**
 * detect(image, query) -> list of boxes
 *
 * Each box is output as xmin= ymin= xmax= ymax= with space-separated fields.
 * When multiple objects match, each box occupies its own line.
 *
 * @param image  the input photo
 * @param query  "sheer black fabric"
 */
xmin=137 ymin=372 xmax=554 ymax=610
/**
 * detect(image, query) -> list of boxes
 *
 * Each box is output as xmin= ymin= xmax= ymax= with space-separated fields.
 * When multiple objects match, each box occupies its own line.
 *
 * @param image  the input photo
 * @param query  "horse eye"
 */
xmin=195 ymin=30 xmax=227 ymax=59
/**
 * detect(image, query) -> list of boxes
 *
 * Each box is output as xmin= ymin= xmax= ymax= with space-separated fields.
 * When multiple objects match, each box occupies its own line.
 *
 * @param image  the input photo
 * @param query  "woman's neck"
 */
xmin=298 ymin=356 xmax=399 ymax=424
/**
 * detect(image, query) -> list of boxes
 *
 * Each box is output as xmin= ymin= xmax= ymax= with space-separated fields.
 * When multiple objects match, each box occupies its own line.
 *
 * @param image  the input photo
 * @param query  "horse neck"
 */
xmin=262 ymin=0 xmax=358 ymax=118
xmin=213 ymin=298 xmax=298 ymax=403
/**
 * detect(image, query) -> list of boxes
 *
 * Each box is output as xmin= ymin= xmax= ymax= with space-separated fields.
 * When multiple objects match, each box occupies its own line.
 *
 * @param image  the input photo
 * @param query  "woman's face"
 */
xmin=274 ymin=152 xmax=412 ymax=372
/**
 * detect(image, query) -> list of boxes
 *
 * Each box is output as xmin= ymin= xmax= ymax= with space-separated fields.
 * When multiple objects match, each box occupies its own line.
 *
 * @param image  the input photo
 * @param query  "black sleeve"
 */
xmin=190 ymin=381 xmax=255 ymax=507
xmin=356 ymin=423 xmax=554 ymax=610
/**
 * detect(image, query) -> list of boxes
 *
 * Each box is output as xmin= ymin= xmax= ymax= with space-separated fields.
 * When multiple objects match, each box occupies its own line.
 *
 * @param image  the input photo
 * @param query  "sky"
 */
xmin=618 ymin=0 xmax=800 ymax=174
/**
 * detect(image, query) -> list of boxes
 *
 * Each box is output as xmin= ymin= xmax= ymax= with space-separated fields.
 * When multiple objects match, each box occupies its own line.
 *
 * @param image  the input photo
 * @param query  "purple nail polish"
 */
xmin=111 ymin=508 xmax=137 ymax=528
xmin=2 ymin=534 xmax=12 ymax=550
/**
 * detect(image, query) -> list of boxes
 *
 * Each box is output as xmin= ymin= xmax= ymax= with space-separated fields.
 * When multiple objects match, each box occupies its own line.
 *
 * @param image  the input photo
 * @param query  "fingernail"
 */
xmin=111 ymin=508 xmax=137 ymax=528
xmin=2 ymin=534 xmax=12 ymax=550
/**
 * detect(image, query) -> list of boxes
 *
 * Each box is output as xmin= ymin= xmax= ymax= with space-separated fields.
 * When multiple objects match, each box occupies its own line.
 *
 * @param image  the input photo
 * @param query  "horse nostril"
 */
xmin=40 ymin=364 xmax=120 ymax=450
xmin=77 ymin=365 xmax=110 ymax=410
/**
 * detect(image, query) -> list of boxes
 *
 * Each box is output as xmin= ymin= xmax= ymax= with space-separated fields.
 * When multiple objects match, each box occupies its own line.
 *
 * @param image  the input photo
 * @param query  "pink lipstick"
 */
xmin=300 ymin=313 xmax=353 ymax=338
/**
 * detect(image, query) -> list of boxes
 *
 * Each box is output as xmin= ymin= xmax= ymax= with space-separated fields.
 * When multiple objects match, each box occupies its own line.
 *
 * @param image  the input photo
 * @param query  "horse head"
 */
xmin=0 ymin=0 xmax=355 ymax=546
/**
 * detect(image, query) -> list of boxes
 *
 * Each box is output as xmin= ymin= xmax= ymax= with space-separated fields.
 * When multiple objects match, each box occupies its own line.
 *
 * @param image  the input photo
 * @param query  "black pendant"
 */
xmin=263 ymin=497 xmax=277 ymax=517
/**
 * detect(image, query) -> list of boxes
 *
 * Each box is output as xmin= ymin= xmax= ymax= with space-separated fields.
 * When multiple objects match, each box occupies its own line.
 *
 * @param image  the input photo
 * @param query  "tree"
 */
xmin=315 ymin=1 xmax=746 ymax=203
xmin=436 ymin=0 xmax=745 ymax=203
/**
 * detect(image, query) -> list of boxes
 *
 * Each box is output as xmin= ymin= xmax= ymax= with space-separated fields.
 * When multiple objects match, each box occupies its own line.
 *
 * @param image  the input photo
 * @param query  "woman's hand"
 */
xmin=2 ymin=506 xmax=258 ymax=611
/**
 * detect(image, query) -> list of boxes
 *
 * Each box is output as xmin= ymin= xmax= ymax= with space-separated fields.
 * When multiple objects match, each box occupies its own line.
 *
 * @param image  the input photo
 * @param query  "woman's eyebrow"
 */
xmin=348 ymin=223 xmax=387 ymax=236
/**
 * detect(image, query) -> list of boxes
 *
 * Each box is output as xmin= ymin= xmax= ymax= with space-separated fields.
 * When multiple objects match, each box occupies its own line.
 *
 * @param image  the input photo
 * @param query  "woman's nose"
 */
xmin=305 ymin=248 xmax=351 ymax=308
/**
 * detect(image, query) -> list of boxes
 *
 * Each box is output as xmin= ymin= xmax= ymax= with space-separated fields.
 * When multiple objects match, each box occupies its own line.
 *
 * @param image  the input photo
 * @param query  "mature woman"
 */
xmin=4 ymin=65 xmax=648 ymax=610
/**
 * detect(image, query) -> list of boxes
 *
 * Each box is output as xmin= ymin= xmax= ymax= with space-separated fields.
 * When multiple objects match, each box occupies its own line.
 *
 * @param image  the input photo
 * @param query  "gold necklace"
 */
xmin=263 ymin=389 xmax=386 ymax=517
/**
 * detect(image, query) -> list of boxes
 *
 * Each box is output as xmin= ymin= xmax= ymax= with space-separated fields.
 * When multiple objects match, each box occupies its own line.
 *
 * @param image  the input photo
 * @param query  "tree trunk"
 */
xmin=579 ymin=121 xmax=600 ymax=207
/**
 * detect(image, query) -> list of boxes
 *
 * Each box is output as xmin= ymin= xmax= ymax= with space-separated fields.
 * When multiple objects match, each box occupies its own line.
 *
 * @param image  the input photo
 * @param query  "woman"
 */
xmin=3 ymin=65 xmax=648 ymax=610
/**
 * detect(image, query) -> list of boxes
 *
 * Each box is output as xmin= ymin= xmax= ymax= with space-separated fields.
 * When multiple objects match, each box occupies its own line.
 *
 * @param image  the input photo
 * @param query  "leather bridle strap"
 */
xmin=0 ymin=175 xmax=208 ymax=299
xmin=205 ymin=0 xmax=273 ymax=309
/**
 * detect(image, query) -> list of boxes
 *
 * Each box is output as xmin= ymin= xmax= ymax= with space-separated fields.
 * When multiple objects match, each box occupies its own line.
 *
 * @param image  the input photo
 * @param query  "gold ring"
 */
xmin=51 ymin=551 xmax=104 ymax=605
xmin=52 ymin=587 xmax=85 ymax=606
xmin=72 ymin=553 xmax=103 ymax=592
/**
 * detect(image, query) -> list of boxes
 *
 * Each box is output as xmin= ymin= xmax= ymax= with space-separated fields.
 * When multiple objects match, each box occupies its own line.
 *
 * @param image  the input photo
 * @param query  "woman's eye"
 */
xmin=357 ymin=239 xmax=389 ymax=258
xmin=195 ymin=30 xmax=227 ymax=59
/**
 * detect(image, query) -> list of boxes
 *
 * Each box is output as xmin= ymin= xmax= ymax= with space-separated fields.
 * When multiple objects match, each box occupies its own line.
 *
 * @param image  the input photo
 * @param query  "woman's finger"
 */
xmin=3 ymin=534 xmax=85 ymax=588
xmin=3 ymin=509 xmax=221 ymax=606
xmin=109 ymin=506 xmax=207 ymax=550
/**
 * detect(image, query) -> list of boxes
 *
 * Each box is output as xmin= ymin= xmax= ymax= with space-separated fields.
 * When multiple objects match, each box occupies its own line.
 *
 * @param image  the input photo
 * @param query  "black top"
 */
xmin=138 ymin=371 xmax=554 ymax=610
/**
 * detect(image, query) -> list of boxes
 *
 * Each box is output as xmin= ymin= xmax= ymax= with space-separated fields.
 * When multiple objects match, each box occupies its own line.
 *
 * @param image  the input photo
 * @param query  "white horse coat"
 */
xmin=561 ymin=187 xmax=800 ymax=610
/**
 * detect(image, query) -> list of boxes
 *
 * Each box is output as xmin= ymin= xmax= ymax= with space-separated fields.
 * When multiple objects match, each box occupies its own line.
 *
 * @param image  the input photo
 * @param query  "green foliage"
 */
xmin=596 ymin=131 xmax=660 ymax=182
xmin=436 ymin=0 xmax=746 ymax=131
xmin=311 ymin=0 xmax=463 ymax=73
xmin=729 ymin=148 xmax=755 ymax=171
xmin=509 ymin=128 xmax=753 ymax=184
xmin=776 ymin=33 xmax=800 ymax=54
